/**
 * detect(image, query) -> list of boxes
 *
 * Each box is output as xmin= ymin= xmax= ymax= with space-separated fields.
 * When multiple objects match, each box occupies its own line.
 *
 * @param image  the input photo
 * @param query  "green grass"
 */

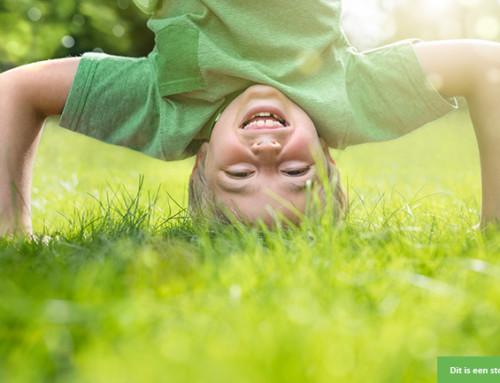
xmin=1 ymin=108 xmax=499 ymax=383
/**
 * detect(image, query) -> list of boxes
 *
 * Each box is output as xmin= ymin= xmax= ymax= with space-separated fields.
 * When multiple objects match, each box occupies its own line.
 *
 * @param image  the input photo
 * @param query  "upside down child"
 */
xmin=1 ymin=0 xmax=500 ymax=236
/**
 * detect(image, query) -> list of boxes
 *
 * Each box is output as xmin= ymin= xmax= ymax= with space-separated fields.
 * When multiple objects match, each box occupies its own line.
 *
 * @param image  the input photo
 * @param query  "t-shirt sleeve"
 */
xmin=59 ymin=52 xmax=167 ymax=159
xmin=342 ymin=40 xmax=458 ymax=146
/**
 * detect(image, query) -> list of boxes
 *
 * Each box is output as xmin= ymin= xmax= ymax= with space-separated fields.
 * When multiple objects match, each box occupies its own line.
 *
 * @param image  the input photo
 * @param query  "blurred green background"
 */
xmin=0 ymin=0 xmax=154 ymax=71
xmin=2 ymin=0 xmax=500 ymax=70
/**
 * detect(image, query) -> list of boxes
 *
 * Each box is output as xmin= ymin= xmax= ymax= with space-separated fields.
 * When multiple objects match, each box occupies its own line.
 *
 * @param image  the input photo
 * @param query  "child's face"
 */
xmin=204 ymin=85 xmax=326 ymax=225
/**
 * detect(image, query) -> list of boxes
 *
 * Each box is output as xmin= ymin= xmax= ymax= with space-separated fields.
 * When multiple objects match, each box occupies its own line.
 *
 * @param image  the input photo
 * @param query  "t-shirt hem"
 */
xmin=403 ymin=40 xmax=459 ymax=117
xmin=59 ymin=53 xmax=101 ymax=132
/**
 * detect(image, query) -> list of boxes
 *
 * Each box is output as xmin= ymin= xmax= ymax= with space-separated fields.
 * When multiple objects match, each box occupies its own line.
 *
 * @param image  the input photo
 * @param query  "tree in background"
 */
xmin=0 ymin=0 xmax=154 ymax=71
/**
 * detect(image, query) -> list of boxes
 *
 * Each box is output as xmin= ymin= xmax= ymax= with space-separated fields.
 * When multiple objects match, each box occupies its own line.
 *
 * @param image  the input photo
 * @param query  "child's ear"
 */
xmin=191 ymin=142 xmax=209 ymax=178
xmin=199 ymin=142 xmax=209 ymax=153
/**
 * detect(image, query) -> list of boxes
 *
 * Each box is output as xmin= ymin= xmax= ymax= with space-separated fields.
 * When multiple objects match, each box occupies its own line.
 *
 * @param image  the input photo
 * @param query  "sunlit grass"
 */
xmin=31 ymin=119 xmax=193 ymax=233
xmin=1 ymin=109 xmax=499 ymax=383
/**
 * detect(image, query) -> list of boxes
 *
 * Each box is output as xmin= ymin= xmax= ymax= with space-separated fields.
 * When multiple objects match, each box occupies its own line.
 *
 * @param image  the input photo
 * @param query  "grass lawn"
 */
xmin=1 ymin=106 xmax=499 ymax=383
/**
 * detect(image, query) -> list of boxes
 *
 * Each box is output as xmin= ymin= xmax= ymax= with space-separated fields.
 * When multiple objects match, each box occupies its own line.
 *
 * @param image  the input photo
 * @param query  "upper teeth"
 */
xmin=243 ymin=113 xmax=286 ymax=128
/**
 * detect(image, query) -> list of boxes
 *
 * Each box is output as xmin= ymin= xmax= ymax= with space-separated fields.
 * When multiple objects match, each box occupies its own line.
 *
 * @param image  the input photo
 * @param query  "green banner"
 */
xmin=438 ymin=357 xmax=500 ymax=382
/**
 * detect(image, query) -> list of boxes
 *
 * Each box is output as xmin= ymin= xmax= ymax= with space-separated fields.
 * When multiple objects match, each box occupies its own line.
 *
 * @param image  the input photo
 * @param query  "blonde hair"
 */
xmin=188 ymin=146 xmax=348 ymax=225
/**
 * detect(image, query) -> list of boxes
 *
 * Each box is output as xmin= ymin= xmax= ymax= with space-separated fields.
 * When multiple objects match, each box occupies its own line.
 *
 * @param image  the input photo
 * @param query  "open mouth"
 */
xmin=241 ymin=112 xmax=288 ymax=130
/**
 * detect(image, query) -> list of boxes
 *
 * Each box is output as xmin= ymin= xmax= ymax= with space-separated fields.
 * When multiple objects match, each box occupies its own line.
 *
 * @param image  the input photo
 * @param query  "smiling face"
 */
xmin=203 ymin=85 xmax=328 ymax=225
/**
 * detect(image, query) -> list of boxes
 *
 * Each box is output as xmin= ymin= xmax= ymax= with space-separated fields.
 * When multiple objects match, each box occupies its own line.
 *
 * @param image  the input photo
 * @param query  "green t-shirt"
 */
xmin=60 ymin=0 xmax=456 ymax=160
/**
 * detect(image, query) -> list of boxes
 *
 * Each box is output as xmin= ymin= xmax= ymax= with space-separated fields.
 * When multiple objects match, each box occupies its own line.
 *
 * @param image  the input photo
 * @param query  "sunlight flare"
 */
xmin=420 ymin=0 xmax=453 ymax=17
xmin=475 ymin=16 xmax=500 ymax=39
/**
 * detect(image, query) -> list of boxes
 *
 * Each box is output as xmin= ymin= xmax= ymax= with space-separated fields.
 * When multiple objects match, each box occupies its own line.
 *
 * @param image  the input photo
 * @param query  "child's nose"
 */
xmin=251 ymin=137 xmax=282 ymax=157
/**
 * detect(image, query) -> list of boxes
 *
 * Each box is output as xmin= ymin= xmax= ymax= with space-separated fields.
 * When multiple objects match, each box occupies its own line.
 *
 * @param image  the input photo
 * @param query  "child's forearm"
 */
xmin=415 ymin=40 xmax=500 ymax=228
xmin=0 ymin=58 xmax=80 ymax=236
xmin=467 ymin=62 xmax=500 ymax=228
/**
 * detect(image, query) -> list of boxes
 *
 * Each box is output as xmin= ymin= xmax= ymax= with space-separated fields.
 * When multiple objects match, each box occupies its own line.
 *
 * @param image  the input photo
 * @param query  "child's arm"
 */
xmin=414 ymin=40 xmax=500 ymax=228
xmin=0 ymin=58 xmax=80 ymax=236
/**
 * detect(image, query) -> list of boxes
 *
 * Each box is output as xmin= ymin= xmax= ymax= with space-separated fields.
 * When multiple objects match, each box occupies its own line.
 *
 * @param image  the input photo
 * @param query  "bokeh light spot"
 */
xmin=44 ymin=300 xmax=72 ymax=324
xmin=229 ymin=284 xmax=242 ymax=299
xmin=475 ymin=16 xmax=500 ymax=40
xmin=342 ymin=0 xmax=398 ymax=49
xmin=27 ymin=7 xmax=42 ymax=22
xmin=113 ymin=24 xmax=125 ymax=38
xmin=117 ymin=0 xmax=130 ymax=10
xmin=62 ymin=35 xmax=75 ymax=48
xmin=72 ymin=14 xmax=85 ymax=27
xmin=6 ymin=41 xmax=21 ymax=55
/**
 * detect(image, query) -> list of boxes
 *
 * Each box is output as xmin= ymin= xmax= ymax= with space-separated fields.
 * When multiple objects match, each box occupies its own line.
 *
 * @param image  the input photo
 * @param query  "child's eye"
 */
xmin=227 ymin=171 xmax=253 ymax=178
xmin=284 ymin=168 xmax=310 ymax=176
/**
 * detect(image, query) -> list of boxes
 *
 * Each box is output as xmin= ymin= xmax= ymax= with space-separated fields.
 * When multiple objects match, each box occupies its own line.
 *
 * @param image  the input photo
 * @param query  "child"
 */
xmin=1 ymin=0 xmax=499 ymax=235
